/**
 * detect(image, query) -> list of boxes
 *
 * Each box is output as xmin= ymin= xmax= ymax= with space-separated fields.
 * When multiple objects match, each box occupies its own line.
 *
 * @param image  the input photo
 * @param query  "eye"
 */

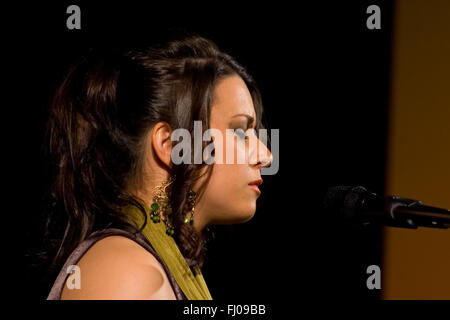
xmin=233 ymin=128 xmax=249 ymax=140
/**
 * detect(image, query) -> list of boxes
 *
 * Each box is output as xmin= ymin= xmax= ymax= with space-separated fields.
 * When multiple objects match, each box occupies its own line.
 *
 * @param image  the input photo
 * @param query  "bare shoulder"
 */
xmin=61 ymin=235 xmax=176 ymax=300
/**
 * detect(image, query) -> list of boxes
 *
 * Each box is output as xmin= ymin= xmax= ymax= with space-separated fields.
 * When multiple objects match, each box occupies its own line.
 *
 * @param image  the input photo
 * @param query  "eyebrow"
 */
xmin=231 ymin=113 xmax=255 ymax=126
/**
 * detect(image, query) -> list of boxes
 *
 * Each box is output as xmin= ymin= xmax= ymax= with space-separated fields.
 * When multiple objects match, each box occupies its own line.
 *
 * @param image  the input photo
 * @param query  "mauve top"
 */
xmin=46 ymin=224 xmax=187 ymax=300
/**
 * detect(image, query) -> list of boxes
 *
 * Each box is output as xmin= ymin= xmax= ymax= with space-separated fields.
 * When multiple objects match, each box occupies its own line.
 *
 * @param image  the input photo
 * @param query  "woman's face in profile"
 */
xmin=194 ymin=75 xmax=272 ymax=228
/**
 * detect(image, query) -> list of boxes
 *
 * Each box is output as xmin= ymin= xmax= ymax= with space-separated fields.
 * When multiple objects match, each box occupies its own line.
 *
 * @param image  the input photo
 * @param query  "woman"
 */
xmin=43 ymin=31 xmax=273 ymax=300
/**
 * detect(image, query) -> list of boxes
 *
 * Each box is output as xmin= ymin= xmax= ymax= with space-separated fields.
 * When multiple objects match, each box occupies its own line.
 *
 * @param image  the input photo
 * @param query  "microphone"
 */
xmin=323 ymin=185 xmax=450 ymax=229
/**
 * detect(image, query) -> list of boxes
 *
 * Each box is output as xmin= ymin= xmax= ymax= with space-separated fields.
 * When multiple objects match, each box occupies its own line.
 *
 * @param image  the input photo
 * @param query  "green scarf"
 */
xmin=120 ymin=203 xmax=213 ymax=300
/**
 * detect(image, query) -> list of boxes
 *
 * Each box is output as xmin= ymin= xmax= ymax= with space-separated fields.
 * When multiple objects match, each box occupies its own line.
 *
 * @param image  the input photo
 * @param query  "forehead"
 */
xmin=211 ymin=75 xmax=255 ymax=118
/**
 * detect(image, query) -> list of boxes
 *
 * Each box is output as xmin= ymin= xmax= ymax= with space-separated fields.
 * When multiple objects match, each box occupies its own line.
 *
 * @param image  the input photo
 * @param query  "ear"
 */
xmin=150 ymin=122 xmax=173 ymax=169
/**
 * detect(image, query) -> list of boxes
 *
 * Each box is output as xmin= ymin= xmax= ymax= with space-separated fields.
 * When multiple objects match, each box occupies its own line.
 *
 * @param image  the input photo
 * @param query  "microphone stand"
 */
xmin=362 ymin=195 xmax=450 ymax=229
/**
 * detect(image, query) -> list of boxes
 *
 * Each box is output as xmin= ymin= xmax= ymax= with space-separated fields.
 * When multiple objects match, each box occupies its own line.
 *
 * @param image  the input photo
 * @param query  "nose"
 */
xmin=253 ymin=136 xmax=273 ymax=169
xmin=256 ymin=152 xmax=273 ymax=168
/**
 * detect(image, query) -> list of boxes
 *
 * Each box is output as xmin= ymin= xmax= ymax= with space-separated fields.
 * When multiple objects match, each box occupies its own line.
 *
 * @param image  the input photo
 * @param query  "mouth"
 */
xmin=248 ymin=178 xmax=263 ymax=195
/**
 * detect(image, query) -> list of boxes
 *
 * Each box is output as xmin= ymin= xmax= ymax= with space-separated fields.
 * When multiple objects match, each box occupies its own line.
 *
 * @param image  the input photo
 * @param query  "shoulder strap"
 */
xmin=46 ymin=226 xmax=187 ymax=300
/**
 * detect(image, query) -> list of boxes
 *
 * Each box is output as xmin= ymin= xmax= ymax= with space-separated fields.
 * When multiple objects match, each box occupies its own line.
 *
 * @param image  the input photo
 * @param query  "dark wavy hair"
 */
xmin=38 ymin=31 xmax=266 ymax=294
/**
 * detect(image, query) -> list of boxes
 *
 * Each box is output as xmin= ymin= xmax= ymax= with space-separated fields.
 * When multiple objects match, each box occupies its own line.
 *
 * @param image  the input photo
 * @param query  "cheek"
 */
xmin=233 ymin=133 xmax=250 ymax=162
xmin=217 ymin=131 xmax=248 ymax=164
xmin=202 ymin=164 xmax=257 ymax=222
xmin=207 ymin=164 xmax=241 ymax=195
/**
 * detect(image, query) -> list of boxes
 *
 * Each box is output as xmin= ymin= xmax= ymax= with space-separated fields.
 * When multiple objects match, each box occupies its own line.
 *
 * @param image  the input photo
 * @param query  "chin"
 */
xmin=214 ymin=204 xmax=257 ymax=225
xmin=239 ymin=213 xmax=255 ymax=223
xmin=233 ymin=208 xmax=256 ymax=224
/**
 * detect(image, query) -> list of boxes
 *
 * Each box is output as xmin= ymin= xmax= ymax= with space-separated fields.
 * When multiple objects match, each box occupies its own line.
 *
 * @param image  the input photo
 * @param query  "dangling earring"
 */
xmin=149 ymin=176 xmax=197 ymax=237
xmin=183 ymin=190 xmax=197 ymax=225
xmin=150 ymin=176 xmax=175 ymax=236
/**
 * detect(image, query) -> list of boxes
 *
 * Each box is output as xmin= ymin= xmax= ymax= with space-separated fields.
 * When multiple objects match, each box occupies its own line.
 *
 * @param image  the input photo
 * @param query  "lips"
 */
xmin=248 ymin=178 xmax=263 ymax=187
xmin=248 ymin=178 xmax=263 ymax=195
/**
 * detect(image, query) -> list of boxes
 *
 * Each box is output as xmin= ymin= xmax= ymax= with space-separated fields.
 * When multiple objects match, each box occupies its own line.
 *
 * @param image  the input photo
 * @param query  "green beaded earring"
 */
xmin=150 ymin=176 xmax=175 ymax=236
xmin=150 ymin=176 xmax=197 ymax=237
xmin=183 ymin=190 xmax=196 ymax=225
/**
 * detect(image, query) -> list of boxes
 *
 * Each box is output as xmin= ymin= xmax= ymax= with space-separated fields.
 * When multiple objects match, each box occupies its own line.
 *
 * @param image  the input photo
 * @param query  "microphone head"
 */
xmin=323 ymin=185 xmax=369 ymax=220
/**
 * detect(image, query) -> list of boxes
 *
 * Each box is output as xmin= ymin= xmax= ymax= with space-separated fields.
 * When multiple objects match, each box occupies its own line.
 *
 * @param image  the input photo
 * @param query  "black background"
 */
xmin=7 ymin=1 xmax=393 ymax=304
